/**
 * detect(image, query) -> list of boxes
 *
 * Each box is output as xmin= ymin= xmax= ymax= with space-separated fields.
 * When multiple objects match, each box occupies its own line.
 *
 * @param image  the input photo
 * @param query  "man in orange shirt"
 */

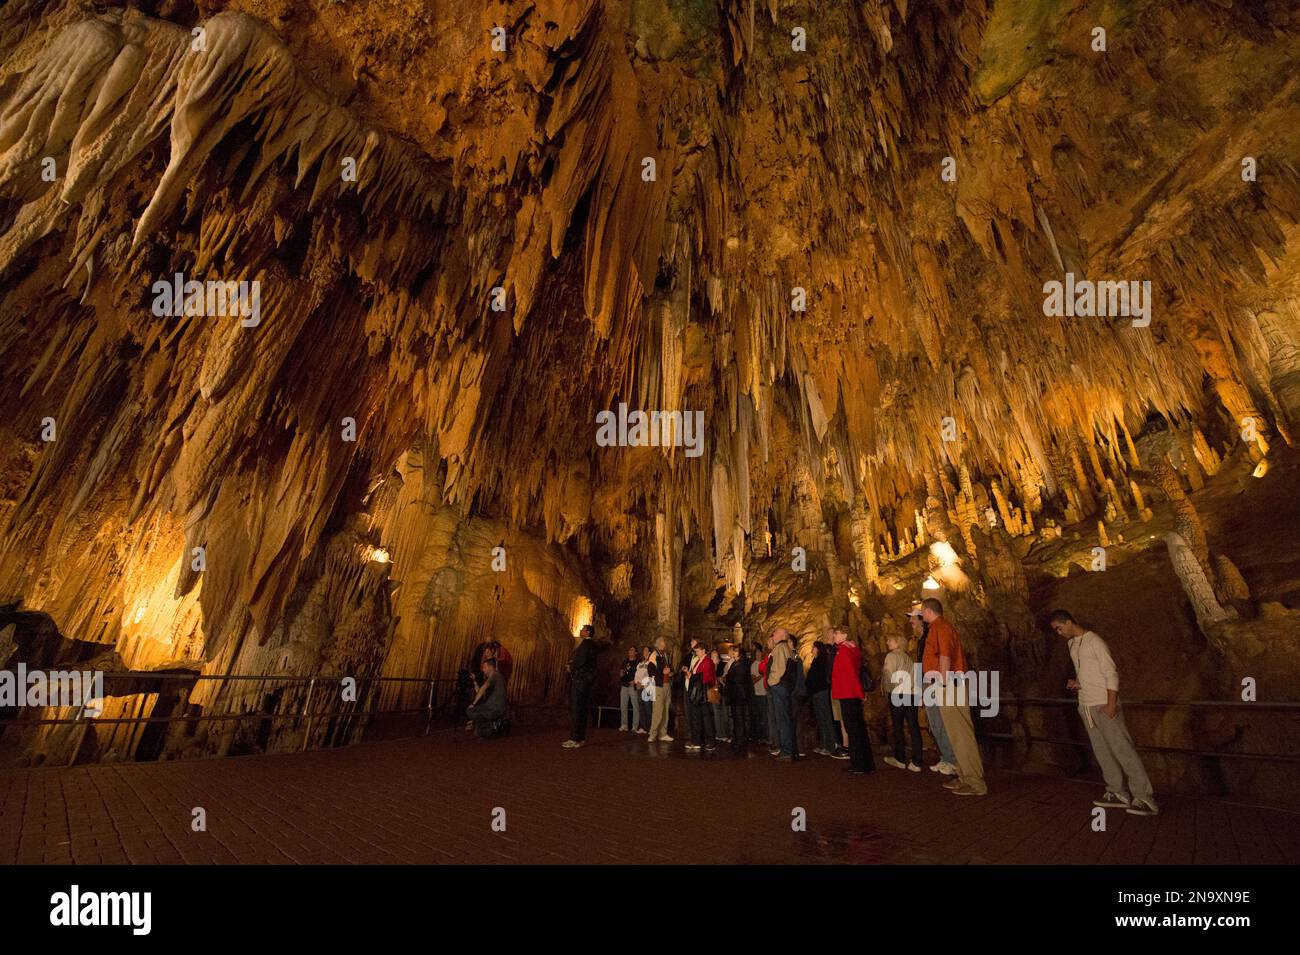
xmin=921 ymin=598 xmax=987 ymax=796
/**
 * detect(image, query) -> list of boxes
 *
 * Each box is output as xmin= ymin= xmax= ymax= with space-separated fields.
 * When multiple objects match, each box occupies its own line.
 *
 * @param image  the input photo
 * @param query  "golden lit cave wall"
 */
xmin=366 ymin=449 xmax=604 ymax=717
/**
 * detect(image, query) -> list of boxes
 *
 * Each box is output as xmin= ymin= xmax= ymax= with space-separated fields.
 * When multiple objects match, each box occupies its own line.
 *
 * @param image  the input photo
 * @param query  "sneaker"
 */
xmin=830 ymin=749 xmax=850 ymax=760
xmin=928 ymin=761 xmax=944 ymax=773
xmin=1094 ymin=791 xmax=1132 ymax=809
xmin=718 ymin=736 xmax=731 ymax=743
xmin=769 ymin=748 xmax=780 ymax=757
xmin=937 ymin=761 xmax=959 ymax=776
xmin=907 ymin=762 xmax=923 ymax=773
xmin=704 ymin=745 xmax=717 ymax=752
xmin=1126 ymin=799 xmax=1159 ymax=817
xmin=951 ymin=785 xmax=986 ymax=796
xmin=619 ymin=726 xmax=628 ymax=732
xmin=561 ymin=739 xmax=577 ymax=748
xmin=685 ymin=743 xmax=702 ymax=752
xmin=813 ymin=747 xmax=830 ymax=756
xmin=635 ymin=728 xmax=648 ymax=734
xmin=943 ymin=778 xmax=963 ymax=790
xmin=883 ymin=757 xmax=906 ymax=770
xmin=660 ymin=735 xmax=674 ymax=742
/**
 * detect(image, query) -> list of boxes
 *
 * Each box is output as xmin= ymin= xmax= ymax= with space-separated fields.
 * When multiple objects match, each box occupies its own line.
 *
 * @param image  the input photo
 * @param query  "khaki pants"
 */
xmin=1082 ymin=703 xmax=1153 ymax=802
xmin=939 ymin=680 xmax=986 ymax=794
xmin=649 ymin=687 xmax=671 ymax=739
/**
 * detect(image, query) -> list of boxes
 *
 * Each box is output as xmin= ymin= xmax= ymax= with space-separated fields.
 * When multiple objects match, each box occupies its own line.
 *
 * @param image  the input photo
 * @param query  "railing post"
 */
xmin=423 ymin=679 xmax=436 ymax=736
xmin=67 ymin=702 xmax=88 ymax=768
xmin=300 ymin=677 xmax=317 ymax=752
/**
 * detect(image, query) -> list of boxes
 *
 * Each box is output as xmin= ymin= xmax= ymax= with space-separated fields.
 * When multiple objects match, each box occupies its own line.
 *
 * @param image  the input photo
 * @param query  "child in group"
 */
xmin=882 ymin=631 xmax=923 ymax=772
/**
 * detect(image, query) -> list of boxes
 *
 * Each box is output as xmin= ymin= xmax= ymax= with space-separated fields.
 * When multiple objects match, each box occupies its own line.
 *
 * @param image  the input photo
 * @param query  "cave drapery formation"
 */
xmin=1 ymin=0 xmax=1299 ymax=763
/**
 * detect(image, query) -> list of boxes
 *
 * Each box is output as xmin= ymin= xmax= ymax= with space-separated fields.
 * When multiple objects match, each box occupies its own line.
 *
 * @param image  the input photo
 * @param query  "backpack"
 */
xmin=859 ymin=659 xmax=877 ymax=694
xmin=787 ymin=648 xmax=807 ymax=697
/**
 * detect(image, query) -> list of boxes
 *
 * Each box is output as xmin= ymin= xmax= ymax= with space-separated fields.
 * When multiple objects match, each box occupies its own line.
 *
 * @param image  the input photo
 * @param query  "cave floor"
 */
xmin=2 ymin=728 xmax=1297 ymax=865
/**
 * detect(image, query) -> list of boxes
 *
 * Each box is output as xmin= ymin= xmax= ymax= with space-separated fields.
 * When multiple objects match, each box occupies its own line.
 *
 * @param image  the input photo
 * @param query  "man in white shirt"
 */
xmin=1050 ymin=609 xmax=1158 ymax=816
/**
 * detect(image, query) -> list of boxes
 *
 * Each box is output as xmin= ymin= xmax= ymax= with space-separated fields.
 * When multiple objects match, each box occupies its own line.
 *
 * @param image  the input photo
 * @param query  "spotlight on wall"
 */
xmin=363 ymin=546 xmax=390 ymax=564
xmin=930 ymin=540 xmax=958 ymax=568
xmin=922 ymin=576 xmax=941 ymax=591
xmin=1253 ymin=459 xmax=1269 ymax=478
xmin=570 ymin=596 xmax=594 ymax=636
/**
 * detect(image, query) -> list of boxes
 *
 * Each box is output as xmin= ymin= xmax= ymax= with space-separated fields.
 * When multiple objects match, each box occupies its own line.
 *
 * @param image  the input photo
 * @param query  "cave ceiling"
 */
xmin=1 ymin=0 xmax=1299 ymax=659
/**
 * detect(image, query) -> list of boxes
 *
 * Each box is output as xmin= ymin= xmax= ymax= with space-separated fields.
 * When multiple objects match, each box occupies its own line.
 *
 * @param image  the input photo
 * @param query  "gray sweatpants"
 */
xmin=1082 ymin=703 xmax=1154 ymax=802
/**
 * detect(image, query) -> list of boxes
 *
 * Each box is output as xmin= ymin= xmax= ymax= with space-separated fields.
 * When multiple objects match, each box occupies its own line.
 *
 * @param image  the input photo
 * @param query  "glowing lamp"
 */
xmin=922 ymin=576 xmax=942 ymax=591
xmin=363 ymin=546 xmax=390 ymax=564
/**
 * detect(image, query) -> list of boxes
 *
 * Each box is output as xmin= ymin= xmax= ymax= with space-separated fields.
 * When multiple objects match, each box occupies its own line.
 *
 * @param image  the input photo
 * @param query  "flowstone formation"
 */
xmin=1 ymin=1 xmax=1299 ymax=774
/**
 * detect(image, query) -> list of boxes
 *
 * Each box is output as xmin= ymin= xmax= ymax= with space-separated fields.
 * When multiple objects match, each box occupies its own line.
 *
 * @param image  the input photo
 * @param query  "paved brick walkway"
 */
xmin=2 ymin=728 xmax=1297 ymax=865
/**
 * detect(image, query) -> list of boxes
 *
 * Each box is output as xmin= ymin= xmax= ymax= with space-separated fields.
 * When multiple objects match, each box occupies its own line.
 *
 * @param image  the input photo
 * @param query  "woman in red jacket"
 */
xmin=831 ymin=627 xmax=875 ymax=775
xmin=685 ymin=643 xmax=717 ymax=752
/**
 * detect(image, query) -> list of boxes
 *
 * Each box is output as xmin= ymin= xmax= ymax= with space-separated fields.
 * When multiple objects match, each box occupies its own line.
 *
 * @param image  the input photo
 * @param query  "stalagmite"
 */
xmin=1166 ymin=532 xmax=1232 ymax=640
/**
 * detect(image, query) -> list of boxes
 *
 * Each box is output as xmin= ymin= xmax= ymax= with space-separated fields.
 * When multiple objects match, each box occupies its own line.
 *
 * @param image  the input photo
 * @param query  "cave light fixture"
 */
xmin=922 ymin=576 xmax=942 ymax=592
xmin=1253 ymin=459 xmax=1269 ymax=479
xmin=363 ymin=545 xmax=390 ymax=564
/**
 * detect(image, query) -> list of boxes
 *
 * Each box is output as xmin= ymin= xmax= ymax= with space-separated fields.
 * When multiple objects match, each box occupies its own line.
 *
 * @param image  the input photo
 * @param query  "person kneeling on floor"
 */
xmin=467 ymin=659 xmax=510 ymax=739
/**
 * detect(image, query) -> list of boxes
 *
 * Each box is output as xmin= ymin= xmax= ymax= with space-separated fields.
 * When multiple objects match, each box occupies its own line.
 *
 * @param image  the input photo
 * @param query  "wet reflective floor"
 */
xmin=2 ymin=726 xmax=1296 ymax=864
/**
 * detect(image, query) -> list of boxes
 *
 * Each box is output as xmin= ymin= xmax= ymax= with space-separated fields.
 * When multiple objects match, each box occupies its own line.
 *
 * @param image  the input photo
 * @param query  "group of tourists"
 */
xmin=469 ymin=599 xmax=1159 ymax=816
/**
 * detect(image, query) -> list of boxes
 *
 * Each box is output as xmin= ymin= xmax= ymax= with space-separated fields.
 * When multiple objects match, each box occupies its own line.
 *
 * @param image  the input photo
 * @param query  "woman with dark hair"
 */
xmin=807 ymin=640 xmax=840 ymax=756
xmin=685 ymin=642 xmax=717 ymax=753
xmin=725 ymin=641 xmax=753 ymax=752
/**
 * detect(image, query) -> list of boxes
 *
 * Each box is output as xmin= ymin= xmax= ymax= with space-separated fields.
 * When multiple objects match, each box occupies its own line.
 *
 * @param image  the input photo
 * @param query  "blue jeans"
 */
xmin=925 ymin=699 xmax=957 ymax=764
xmin=769 ymin=684 xmax=795 ymax=756
xmin=811 ymin=690 xmax=838 ymax=751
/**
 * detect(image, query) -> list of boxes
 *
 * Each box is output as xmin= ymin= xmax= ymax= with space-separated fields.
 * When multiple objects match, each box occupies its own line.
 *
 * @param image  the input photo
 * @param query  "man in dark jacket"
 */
xmin=563 ymin=624 xmax=599 ymax=749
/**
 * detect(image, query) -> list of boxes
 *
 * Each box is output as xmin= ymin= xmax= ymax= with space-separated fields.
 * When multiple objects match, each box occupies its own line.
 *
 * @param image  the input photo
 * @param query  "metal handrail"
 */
xmin=6 ymin=668 xmax=1298 ymax=766
xmin=994 ymin=696 xmax=1300 ymax=710
xmin=973 ymin=696 xmax=1300 ymax=764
